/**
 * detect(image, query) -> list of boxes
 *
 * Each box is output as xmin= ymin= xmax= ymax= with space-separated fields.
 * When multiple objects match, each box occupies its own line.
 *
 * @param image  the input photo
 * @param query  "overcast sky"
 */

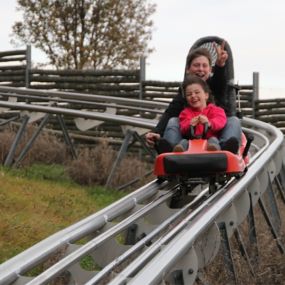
xmin=1 ymin=1 xmax=285 ymax=99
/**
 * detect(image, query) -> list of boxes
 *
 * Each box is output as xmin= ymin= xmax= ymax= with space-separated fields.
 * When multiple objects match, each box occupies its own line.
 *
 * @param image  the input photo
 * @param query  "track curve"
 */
xmin=0 ymin=88 xmax=284 ymax=285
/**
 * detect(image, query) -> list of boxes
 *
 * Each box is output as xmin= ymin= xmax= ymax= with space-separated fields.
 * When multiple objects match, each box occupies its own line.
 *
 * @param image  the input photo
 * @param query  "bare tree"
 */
xmin=12 ymin=0 xmax=156 ymax=69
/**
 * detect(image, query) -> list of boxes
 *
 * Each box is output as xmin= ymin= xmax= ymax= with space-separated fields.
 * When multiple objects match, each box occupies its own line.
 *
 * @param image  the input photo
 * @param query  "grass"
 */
xmin=0 ymin=164 xmax=126 ymax=264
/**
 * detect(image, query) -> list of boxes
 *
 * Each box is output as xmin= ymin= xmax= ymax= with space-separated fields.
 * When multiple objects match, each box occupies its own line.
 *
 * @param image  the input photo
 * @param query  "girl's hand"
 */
xmin=190 ymin=116 xmax=199 ymax=126
xmin=198 ymin=115 xmax=209 ymax=124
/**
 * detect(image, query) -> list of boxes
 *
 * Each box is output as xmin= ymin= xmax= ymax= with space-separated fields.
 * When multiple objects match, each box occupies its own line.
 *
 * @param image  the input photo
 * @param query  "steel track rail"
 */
xmin=88 ymin=127 xmax=271 ymax=284
xmin=0 ymin=86 xmax=169 ymax=110
xmin=23 ymin=185 xmax=181 ymax=285
xmin=0 ymin=100 xmax=156 ymax=129
xmin=0 ymin=90 xmax=283 ymax=285
xmin=0 ymin=180 xmax=174 ymax=285
xmin=84 ymin=187 xmax=211 ymax=285
xmin=0 ymin=119 xmax=281 ymax=285
xmin=110 ymin=118 xmax=284 ymax=285
xmin=0 ymin=91 xmax=164 ymax=116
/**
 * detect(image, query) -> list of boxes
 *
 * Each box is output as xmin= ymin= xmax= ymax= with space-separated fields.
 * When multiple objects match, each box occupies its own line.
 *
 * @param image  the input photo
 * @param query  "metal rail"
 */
xmin=114 ymin=118 xmax=284 ymax=284
xmin=0 ymin=86 xmax=169 ymax=110
xmin=0 ymin=88 xmax=284 ymax=285
xmin=0 ymin=180 xmax=172 ymax=285
xmin=0 ymin=100 xmax=157 ymax=129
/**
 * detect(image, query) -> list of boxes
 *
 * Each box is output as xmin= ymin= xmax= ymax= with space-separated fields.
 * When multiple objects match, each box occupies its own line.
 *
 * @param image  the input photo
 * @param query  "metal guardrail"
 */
xmin=114 ymin=118 xmax=284 ymax=284
xmin=0 ymin=100 xmax=156 ymax=129
xmin=0 ymin=86 xmax=169 ymax=109
xmin=0 ymin=88 xmax=284 ymax=285
xmin=0 ymin=180 xmax=175 ymax=285
xmin=0 ymin=87 xmax=166 ymax=185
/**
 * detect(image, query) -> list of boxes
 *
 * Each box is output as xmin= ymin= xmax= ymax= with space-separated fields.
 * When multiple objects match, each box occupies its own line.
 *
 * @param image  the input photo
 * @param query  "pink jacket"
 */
xmin=179 ymin=103 xmax=226 ymax=139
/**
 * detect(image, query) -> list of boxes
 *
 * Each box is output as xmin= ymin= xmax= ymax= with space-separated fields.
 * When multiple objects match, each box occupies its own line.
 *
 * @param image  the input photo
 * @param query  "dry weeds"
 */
xmin=0 ymin=125 xmax=153 ymax=189
xmin=0 ymin=125 xmax=67 ymax=166
xmin=200 ymin=189 xmax=285 ymax=285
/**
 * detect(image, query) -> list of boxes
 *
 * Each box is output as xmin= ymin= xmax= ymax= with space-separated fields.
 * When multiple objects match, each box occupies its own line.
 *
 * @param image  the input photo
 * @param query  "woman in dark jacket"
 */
xmin=146 ymin=40 xmax=241 ymax=154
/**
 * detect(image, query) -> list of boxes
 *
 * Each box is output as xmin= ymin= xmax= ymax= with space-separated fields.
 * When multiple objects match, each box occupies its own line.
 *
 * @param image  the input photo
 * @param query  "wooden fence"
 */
xmin=0 ymin=46 xmax=285 ymax=134
xmin=0 ymin=46 xmax=31 ymax=88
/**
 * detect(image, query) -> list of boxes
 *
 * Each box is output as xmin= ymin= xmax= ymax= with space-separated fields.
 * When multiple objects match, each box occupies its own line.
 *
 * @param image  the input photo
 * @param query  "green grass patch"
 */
xmin=0 ymin=165 xmax=126 ymax=264
xmin=8 ymin=163 xmax=72 ymax=184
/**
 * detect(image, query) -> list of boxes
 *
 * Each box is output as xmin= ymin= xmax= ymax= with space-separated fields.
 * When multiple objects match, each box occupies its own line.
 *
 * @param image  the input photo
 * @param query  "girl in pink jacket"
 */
xmin=174 ymin=75 xmax=227 ymax=152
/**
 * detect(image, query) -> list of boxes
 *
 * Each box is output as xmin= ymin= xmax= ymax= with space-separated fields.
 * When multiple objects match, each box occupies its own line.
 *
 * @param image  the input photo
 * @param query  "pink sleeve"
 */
xmin=179 ymin=108 xmax=191 ymax=136
xmin=208 ymin=106 xmax=227 ymax=132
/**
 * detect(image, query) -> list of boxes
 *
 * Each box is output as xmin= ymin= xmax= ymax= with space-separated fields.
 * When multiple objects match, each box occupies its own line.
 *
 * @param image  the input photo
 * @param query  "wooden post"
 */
xmin=252 ymin=72 xmax=259 ymax=118
xmin=25 ymin=45 xmax=31 ymax=88
xmin=139 ymin=56 xmax=146 ymax=100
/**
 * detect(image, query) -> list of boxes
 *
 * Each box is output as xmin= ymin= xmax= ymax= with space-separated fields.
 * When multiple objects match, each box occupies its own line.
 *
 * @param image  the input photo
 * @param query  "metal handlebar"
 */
xmin=190 ymin=123 xmax=209 ymax=139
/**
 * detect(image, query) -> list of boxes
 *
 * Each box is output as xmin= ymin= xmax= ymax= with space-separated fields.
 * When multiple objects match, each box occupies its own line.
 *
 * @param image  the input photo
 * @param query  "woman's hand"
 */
xmin=145 ymin=132 xmax=160 ymax=147
xmin=214 ymin=41 xmax=228 ymax=67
